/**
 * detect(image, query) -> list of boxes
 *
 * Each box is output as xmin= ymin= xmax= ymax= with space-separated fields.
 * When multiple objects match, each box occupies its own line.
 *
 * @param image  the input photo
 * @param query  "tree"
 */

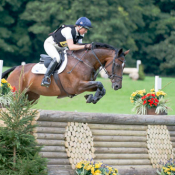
xmin=1 ymin=0 xmax=175 ymax=75
xmin=0 ymin=89 xmax=47 ymax=175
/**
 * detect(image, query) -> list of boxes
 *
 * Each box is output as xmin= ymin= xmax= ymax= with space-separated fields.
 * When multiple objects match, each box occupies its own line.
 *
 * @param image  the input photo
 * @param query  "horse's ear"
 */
xmin=124 ymin=50 xmax=130 ymax=56
xmin=118 ymin=48 xmax=123 ymax=56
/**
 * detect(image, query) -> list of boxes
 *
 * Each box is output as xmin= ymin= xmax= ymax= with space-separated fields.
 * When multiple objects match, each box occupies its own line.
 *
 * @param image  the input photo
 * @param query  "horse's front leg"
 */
xmin=78 ymin=81 xmax=106 ymax=104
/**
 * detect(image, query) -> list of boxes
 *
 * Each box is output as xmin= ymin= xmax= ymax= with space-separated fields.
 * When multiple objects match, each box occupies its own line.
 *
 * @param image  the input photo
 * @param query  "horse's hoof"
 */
xmin=84 ymin=94 xmax=93 ymax=103
xmin=92 ymin=96 xmax=101 ymax=104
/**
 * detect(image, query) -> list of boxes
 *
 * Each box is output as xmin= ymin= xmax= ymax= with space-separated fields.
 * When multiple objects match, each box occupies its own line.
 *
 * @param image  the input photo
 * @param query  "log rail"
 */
xmin=34 ymin=110 xmax=175 ymax=175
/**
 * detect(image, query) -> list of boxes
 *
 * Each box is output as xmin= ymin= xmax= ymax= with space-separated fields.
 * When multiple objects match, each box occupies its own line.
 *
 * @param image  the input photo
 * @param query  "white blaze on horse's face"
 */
xmin=122 ymin=62 xmax=125 ymax=68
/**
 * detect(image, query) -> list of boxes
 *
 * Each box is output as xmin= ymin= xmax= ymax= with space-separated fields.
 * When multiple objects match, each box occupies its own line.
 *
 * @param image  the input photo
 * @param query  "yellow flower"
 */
xmin=170 ymin=167 xmax=175 ymax=171
xmin=94 ymin=169 xmax=101 ymax=174
xmin=95 ymin=163 xmax=102 ymax=169
xmin=167 ymin=172 xmax=171 ymax=175
xmin=107 ymin=166 xmax=113 ymax=173
xmin=156 ymin=90 xmax=166 ymax=96
xmin=86 ymin=165 xmax=92 ymax=171
xmin=91 ymin=167 xmax=95 ymax=174
xmin=112 ymin=173 xmax=117 ymax=175
xmin=7 ymin=83 xmax=13 ymax=89
xmin=163 ymin=167 xmax=170 ymax=172
xmin=114 ymin=168 xmax=118 ymax=173
xmin=131 ymin=92 xmax=137 ymax=97
xmin=1 ymin=78 xmax=7 ymax=83
xmin=150 ymin=88 xmax=155 ymax=92
xmin=76 ymin=163 xmax=82 ymax=169
xmin=156 ymin=91 xmax=161 ymax=96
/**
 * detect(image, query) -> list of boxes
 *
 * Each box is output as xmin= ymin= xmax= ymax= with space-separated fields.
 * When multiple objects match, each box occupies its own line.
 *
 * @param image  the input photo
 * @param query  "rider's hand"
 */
xmin=84 ymin=44 xmax=92 ymax=50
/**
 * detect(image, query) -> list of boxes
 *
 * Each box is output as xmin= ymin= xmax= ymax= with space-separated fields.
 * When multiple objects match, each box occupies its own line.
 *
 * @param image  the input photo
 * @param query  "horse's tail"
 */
xmin=2 ymin=66 xmax=17 ymax=79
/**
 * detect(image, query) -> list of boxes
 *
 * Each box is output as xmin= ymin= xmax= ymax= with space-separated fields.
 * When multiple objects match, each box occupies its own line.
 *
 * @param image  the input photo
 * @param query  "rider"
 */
xmin=41 ymin=17 xmax=92 ymax=87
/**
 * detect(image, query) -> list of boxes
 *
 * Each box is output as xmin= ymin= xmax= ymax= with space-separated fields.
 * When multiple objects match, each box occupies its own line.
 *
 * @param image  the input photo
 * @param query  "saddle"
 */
xmin=31 ymin=50 xmax=68 ymax=75
xmin=40 ymin=50 xmax=65 ymax=71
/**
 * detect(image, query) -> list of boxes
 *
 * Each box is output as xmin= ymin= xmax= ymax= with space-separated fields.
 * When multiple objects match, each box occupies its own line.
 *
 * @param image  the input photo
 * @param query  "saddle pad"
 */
xmin=31 ymin=51 xmax=67 ymax=74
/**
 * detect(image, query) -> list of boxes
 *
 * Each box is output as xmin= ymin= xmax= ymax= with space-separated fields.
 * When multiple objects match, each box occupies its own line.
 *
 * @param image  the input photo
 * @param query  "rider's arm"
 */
xmin=67 ymin=39 xmax=85 ymax=50
xmin=61 ymin=27 xmax=85 ymax=50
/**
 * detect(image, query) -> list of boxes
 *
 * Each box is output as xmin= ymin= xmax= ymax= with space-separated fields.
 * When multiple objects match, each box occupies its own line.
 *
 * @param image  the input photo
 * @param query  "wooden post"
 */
xmin=155 ymin=76 xmax=162 ymax=92
xmin=136 ymin=60 xmax=141 ymax=71
xmin=0 ymin=60 xmax=3 ymax=80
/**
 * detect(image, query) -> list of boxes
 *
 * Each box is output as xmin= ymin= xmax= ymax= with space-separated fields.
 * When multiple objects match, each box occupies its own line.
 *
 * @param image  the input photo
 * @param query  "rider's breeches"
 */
xmin=44 ymin=36 xmax=62 ymax=63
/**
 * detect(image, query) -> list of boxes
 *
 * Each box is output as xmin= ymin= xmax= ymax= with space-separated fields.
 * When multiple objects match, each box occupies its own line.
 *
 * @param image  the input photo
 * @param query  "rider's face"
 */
xmin=79 ymin=27 xmax=88 ymax=35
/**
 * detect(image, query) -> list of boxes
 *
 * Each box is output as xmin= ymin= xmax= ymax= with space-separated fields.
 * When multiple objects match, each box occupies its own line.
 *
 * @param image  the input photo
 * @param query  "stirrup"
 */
xmin=41 ymin=77 xmax=51 ymax=87
xmin=45 ymin=76 xmax=51 ymax=84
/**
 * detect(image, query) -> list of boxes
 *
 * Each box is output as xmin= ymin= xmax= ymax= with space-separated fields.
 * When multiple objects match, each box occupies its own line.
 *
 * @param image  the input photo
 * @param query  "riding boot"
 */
xmin=41 ymin=58 xmax=58 ymax=87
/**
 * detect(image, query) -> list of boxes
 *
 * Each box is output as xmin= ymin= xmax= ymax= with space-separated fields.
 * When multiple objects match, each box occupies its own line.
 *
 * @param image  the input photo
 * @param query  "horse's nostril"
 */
xmin=115 ymin=85 xmax=119 ymax=89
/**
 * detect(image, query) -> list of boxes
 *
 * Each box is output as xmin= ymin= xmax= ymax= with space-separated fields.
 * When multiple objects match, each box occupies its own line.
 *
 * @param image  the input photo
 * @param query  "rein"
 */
xmin=91 ymin=43 xmax=125 ymax=81
xmin=67 ymin=43 xmax=125 ymax=81
xmin=67 ymin=50 xmax=90 ymax=74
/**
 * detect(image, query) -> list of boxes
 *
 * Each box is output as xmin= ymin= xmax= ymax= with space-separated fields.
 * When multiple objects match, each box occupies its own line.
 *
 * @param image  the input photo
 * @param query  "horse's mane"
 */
xmin=79 ymin=42 xmax=116 ymax=50
xmin=93 ymin=42 xmax=116 ymax=50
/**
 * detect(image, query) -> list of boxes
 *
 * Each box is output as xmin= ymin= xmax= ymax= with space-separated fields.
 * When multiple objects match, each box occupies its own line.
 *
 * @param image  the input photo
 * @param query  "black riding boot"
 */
xmin=41 ymin=58 xmax=58 ymax=87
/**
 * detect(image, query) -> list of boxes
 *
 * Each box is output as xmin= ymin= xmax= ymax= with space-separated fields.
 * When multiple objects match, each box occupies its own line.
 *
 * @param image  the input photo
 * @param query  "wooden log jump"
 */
xmin=32 ymin=110 xmax=175 ymax=175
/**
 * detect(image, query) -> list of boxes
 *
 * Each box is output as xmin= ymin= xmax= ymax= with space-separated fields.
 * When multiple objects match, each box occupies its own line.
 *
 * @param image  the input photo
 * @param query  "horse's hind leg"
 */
xmin=78 ymin=81 xmax=106 ymax=104
xmin=25 ymin=91 xmax=40 ymax=103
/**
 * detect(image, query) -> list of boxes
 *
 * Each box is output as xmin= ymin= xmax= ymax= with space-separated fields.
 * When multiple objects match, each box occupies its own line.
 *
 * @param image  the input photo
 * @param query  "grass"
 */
xmin=2 ymin=67 xmax=175 ymax=115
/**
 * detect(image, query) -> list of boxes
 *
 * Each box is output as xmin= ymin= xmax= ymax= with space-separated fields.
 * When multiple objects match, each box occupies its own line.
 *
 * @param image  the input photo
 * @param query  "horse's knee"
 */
xmin=97 ymin=82 xmax=103 ymax=89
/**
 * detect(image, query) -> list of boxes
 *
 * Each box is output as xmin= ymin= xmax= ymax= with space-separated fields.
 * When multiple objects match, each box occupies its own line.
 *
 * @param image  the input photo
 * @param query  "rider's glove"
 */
xmin=84 ymin=44 xmax=92 ymax=50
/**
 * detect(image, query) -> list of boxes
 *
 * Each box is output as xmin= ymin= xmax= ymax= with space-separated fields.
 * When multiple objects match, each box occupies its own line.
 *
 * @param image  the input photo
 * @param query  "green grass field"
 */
xmin=2 ymin=67 xmax=175 ymax=115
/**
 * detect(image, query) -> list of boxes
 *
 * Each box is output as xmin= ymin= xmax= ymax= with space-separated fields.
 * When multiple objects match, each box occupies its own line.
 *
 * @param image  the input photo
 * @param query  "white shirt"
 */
xmin=61 ymin=27 xmax=84 ymax=43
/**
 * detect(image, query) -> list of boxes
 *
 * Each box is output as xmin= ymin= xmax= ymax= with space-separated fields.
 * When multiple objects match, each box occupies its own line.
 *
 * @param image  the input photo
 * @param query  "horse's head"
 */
xmin=105 ymin=49 xmax=129 ymax=90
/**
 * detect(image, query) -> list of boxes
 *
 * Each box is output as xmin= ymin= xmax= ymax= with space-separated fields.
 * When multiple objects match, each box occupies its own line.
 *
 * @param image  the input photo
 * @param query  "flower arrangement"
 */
xmin=75 ymin=160 xmax=119 ymax=175
xmin=157 ymin=159 xmax=175 ymax=175
xmin=130 ymin=88 xmax=170 ymax=115
xmin=0 ymin=78 xmax=16 ymax=107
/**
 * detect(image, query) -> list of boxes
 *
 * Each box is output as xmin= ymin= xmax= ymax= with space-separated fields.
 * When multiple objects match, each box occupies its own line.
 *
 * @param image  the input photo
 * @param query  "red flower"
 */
xmin=142 ymin=95 xmax=146 ymax=100
xmin=151 ymin=94 xmax=155 ymax=97
xmin=143 ymin=100 xmax=147 ymax=105
xmin=11 ymin=86 xmax=16 ymax=92
xmin=146 ymin=94 xmax=151 ymax=97
xmin=155 ymin=99 xmax=159 ymax=103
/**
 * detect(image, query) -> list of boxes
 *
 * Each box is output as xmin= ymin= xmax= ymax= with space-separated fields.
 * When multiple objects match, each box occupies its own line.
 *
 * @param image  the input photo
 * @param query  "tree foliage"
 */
xmin=0 ymin=0 xmax=175 ymax=75
xmin=0 ymin=89 xmax=47 ymax=174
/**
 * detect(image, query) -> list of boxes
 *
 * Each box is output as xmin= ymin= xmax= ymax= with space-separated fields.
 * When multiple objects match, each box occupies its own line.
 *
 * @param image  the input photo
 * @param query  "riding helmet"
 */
xmin=75 ymin=17 xmax=92 ymax=29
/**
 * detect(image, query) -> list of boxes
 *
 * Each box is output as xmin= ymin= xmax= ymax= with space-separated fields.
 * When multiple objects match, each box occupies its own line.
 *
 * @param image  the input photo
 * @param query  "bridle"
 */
xmin=105 ymin=50 xmax=125 ymax=80
xmin=91 ymin=47 xmax=126 ymax=81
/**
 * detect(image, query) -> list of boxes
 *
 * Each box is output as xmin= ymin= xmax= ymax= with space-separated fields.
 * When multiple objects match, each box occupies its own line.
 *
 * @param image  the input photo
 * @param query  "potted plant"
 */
xmin=75 ymin=160 xmax=119 ymax=175
xmin=130 ymin=88 xmax=171 ymax=115
xmin=0 ymin=78 xmax=16 ymax=107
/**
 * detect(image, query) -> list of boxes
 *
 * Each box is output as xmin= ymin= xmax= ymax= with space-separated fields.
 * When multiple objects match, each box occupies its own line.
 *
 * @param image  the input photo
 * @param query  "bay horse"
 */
xmin=2 ymin=43 xmax=129 ymax=104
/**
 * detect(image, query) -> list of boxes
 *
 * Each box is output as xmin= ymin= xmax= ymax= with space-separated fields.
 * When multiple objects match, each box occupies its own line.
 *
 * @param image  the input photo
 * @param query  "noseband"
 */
xmin=92 ymin=48 xmax=125 ymax=81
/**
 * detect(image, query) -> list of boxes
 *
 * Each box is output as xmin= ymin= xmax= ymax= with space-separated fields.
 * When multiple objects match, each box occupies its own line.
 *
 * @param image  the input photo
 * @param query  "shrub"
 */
xmin=138 ymin=64 xmax=145 ymax=80
xmin=0 ymin=88 xmax=48 ymax=175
